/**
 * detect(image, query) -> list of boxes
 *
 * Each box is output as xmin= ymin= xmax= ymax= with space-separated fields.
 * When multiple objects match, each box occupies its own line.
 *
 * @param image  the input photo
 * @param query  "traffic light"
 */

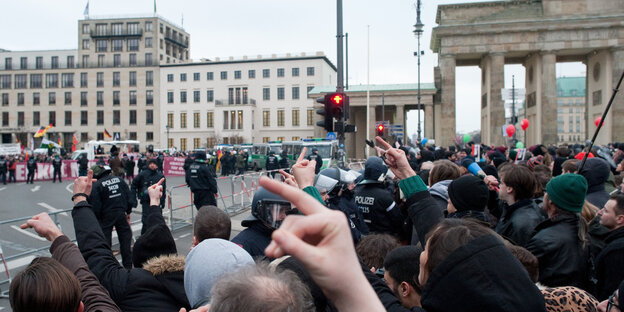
xmin=376 ymin=123 xmax=385 ymax=137
xmin=316 ymin=95 xmax=333 ymax=132
xmin=315 ymin=92 xmax=350 ymax=133
xmin=327 ymin=93 xmax=346 ymax=120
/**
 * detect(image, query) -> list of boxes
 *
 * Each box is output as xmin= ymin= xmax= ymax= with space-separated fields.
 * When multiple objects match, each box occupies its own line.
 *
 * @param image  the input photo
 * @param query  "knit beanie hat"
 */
xmin=447 ymin=175 xmax=489 ymax=212
xmin=509 ymin=149 xmax=518 ymax=161
xmin=527 ymin=155 xmax=544 ymax=171
xmin=132 ymin=223 xmax=178 ymax=268
xmin=545 ymin=173 xmax=587 ymax=213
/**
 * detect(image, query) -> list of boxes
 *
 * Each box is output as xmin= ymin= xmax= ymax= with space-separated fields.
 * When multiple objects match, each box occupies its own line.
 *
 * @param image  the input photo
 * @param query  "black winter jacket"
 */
xmin=494 ymin=198 xmax=544 ymax=247
xmin=72 ymin=201 xmax=190 ymax=311
xmin=132 ymin=168 xmax=166 ymax=206
xmin=526 ymin=214 xmax=588 ymax=288
xmin=231 ymin=221 xmax=274 ymax=259
xmin=185 ymin=160 xmax=217 ymax=194
xmin=354 ymin=183 xmax=402 ymax=236
xmin=420 ymin=235 xmax=546 ymax=312
xmin=89 ymin=174 xmax=135 ymax=217
xmin=595 ymin=226 xmax=624 ymax=300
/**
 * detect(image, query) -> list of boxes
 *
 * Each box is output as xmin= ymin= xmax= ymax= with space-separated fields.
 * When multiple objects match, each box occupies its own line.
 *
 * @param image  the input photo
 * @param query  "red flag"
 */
xmin=72 ymin=134 xmax=78 ymax=152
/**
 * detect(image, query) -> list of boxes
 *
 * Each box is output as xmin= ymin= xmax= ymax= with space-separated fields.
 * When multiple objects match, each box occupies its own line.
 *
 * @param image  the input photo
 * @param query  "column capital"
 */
xmin=539 ymin=50 xmax=557 ymax=56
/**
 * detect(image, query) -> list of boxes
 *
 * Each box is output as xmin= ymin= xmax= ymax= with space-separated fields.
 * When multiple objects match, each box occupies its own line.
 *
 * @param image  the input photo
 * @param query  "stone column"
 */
xmin=587 ymin=49 xmax=613 ymax=145
xmin=540 ymin=52 xmax=558 ymax=145
xmin=611 ymin=48 xmax=624 ymax=143
xmin=439 ymin=55 xmax=456 ymax=147
xmin=489 ymin=53 xmax=506 ymax=146
xmin=523 ymin=53 xmax=541 ymax=146
xmin=424 ymin=103 xmax=434 ymax=139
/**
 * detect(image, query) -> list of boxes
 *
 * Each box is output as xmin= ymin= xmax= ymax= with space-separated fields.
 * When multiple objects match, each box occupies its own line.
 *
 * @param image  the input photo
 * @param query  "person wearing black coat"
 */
xmin=185 ymin=151 xmax=218 ymax=210
xmin=52 ymin=154 xmax=63 ymax=182
xmin=72 ymin=173 xmax=190 ymax=312
xmin=266 ymin=151 xmax=279 ymax=178
xmin=26 ymin=156 xmax=37 ymax=184
xmin=0 ymin=155 xmax=7 ymax=185
xmin=279 ymin=150 xmax=290 ymax=172
xmin=125 ymin=156 xmax=136 ymax=183
xmin=132 ymin=159 xmax=166 ymax=234
xmin=307 ymin=148 xmax=323 ymax=174
xmin=594 ymin=194 xmax=624 ymax=300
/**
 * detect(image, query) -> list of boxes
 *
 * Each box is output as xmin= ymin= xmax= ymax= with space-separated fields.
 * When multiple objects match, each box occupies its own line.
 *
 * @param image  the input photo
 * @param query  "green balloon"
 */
xmin=463 ymin=134 xmax=471 ymax=143
xmin=516 ymin=141 xmax=524 ymax=149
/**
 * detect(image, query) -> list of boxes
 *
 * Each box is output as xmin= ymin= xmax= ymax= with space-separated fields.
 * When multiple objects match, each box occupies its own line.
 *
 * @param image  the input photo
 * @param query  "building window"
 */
xmin=81 ymin=111 xmax=87 ymax=125
xmin=277 ymin=68 xmax=284 ymax=77
xmin=81 ymin=132 xmax=89 ymax=142
xmin=113 ymin=110 xmax=120 ymax=125
xmin=146 ymin=90 xmax=153 ymax=105
xmin=129 ymin=110 xmax=136 ymax=125
xmin=292 ymin=86 xmax=300 ymax=100
xmin=220 ymin=71 xmax=227 ymax=80
xmin=129 ymin=90 xmax=137 ymax=105
xmin=180 ymin=138 xmax=187 ymax=151
xmin=81 ymin=55 xmax=89 ymax=68
xmin=128 ymin=39 xmax=139 ymax=52
xmin=277 ymin=87 xmax=285 ymax=100
xmin=292 ymin=109 xmax=300 ymax=126
xmin=231 ymin=111 xmax=236 ymax=130
xmin=97 ymin=91 xmax=103 ymax=106
xmin=223 ymin=111 xmax=229 ymax=129
xmin=194 ymin=112 xmax=200 ymax=128
xmin=112 ymin=39 xmax=123 ymax=52
xmin=129 ymin=54 xmax=136 ymax=66
xmin=277 ymin=110 xmax=285 ymax=126
xmin=30 ymin=74 xmax=42 ymax=88
xmin=96 ymin=110 xmax=104 ymax=125
xmin=167 ymin=74 xmax=174 ymax=82
xmin=1 ymin=93 xmax=7 ymax=106
xmin=113 ymin=72 xmax=120 ymax=87
xmin=20 ymin=57 xmax=27 ymax=69
xmin=168 ymin=138 xmax=174 ymax=148
xmin=0 ymin=75 xmax=10 ymax=89
xmin=307 ymin=67 xmax=315 ymax=76
xmin=237 ymin=110 xmax=243 ymax=129
xmin=48 ymin=111 xmax=56 ymax=126
xmin=18 ymin=112 xmax=24 ymax=127
xmin=262 ymin=69 xmax=270 ymax=78
xmin=80 ymin=73 xmax=88 ymax=87
xmin=61 ymin=73 xmax=74 ymax=88
xmin=207 ymin=137 xmax=215 ymax=148
xmin=235 ymin=70 xmax=241 ymax=79
xmin=33 ymin=92 xmax=40 ymax=105
xmin=263 ymin=88 xmax=270 ymax=101
xmin=145 ymin=37 xmax=153 ymax=48
xmin=64 ymin=92 xmax=72 ymax=105
xmin=81 ymin=92 xmax=88 ymax=106
xmin=97 ymin=132 xmax=104 ymax=140
xmin=33 ymin=111 xmax=40 ymax=126
xmin=207 ymin=112 xmax=214 ymax=128
xmin=180 ymin=112 xmax=187 ymax=128
xmin=129 ymin=71 xmax=136 ymax=86
xmin=180 ymin=73 xmax=187 ymax=81
xmin=167 ymin=91 xmax=174 ymax=104
xmin=292 ymin=67 xmax=299 ymax=77
xmin=97 ymin=54 xmax=105 ymax=67
xmin=15 ymin=74 xmax=27 ymax=89
xmin=146 ymin=109 xmax=153 ymax=124
xmin=1 ymin=112 xmax=7 ymax=126
xmin=262 ymin=137 xmax=270 ymax=143
xmin=67 ymin=56 xmax=74 ymax=68
xmin=49 ymin=92 xmax=56 ymax=105
xmin=248 ymin=69 xmax=256 ymax=79
xmin=97 ymin=72 xmax=104 ymax=87
xmin=3 ymin=58 xmax=12 ymax=70
xmin=146 ymin=132 xmax=153 ymax=141
xmin=145 ymin=21 xmax=152 ymax=32
xmin=228 ymin=88 xmax=234 ymax=105
xmin=193 ymin=138 xmax=201 ymax=149
xmin=207 ymin=90 xmax=214 ymax=102
xmin=193 ymin=72 xmax=200 ymax=81
xmin=193 ymin=90 xmax=200 ymax=103
xmin=207 ymin=72 xmax=214 ymax=80
xmin=51 ymin=56 xmax=58 ymax=69
xmin=113 ymin=91 xmax=121 ymax=106
xmin=65 ymin=111 xmax=72 ymax=126
xmin=180 ymin=91 xmax=187 ymax=103
xmin=263 ymin=110 xmax=270 ymax=127
xmin=167 ymin=113 xmax=174 ymax=128
xmin=17 ymin=93 xmax=24 ymax=105
xmin=96 ymin=40 xmax=107 ymax=52
xmin=146 ymin=71 xmax=153 ymax=86
xmin=46 ymin=74 xmax=59 ymax=88
xmin=82 ymin=23 xmax=90 ymax=34
xmin=235 ymin=88 xmax=241 ymax=104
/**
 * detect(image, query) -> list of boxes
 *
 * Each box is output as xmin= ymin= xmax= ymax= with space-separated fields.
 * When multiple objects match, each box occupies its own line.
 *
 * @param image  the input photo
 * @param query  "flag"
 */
xmin=154 ymin=0 xmax=157 ymax=13
xmin=84 ymin=1 xmax=89 ymax=15
xmin=104 ymin=129 xmax=112 ymax=139
xmin=72 ymin=134 xmax=78 ymax=152
xmin=472 ymin=144 xmax=481 ymax=158
xmin=33 ymin=126 xmax=46 ymax=138
xmin=58 ymin=137 xmax=62 ymax=146
xmin=113 ymin=132 xmax=120 ymax=140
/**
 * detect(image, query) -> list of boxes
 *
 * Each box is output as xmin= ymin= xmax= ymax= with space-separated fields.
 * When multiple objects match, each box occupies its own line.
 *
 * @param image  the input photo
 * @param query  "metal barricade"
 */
xmin=166 ymin=184 xmax=196 ymax=231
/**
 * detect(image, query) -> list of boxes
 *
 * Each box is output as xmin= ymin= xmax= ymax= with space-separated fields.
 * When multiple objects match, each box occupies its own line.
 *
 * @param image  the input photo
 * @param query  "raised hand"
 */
xmin=73 ymin=169 xmax=97 ymax=204
xmin=291 ymin=147 xmax=316 ymax=189
xmin=148 ymin=178 xmax=165 ymax=206
xmin=20 ymin=212 xmax=64 ymax=242
xmin=374 ymin=136 xmax=416 ymax=180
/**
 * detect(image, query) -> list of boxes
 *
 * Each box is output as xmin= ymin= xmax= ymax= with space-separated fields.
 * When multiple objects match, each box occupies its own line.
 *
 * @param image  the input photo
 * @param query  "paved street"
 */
xmin=0 ymin=173 xmax=260 ymax=309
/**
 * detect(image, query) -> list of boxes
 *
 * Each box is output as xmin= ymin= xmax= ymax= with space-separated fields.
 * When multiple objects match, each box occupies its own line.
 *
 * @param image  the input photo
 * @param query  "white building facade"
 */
xmin=159 ymin=53 xmax=336 ymax=151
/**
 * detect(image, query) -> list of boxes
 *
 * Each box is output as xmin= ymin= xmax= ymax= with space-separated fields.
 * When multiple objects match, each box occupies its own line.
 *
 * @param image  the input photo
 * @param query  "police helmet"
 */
xmin=91 ymin=164 xmax=111 ymax=180
xmin=195 ymin=150 xmax=206 ymax=160
xmin=359 ymin=156 xmax=388 ymax=185
xmin=311 ymin=147 xmax=318 ymax=153
xmin=317 ymin=167 xmax=345 ymax=196
xmin=243 ymin=187 xmax=294 ymax=230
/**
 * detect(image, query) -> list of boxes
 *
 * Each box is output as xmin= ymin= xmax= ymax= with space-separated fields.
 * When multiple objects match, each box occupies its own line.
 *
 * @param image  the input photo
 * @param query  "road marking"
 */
xmin=0 ymin=187 xmax=6 ymax=191
xmin=31 ymin=185 xmax=40 ymax=192
xmin=179 ymin=233 xmax=191 ymax=238
xmin=38 ymin=202 xmax=69 ymax=217
xmin=10 ymin=225 xmax=47 ymax=241
xmin=3 ymin=255 xmax=36 ymax=272
xmin=66 ymin=182 xmax=74 ymax=193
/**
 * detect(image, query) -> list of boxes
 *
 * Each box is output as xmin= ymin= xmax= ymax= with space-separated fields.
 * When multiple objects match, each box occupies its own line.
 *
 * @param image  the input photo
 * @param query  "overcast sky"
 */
xmin=1 ymin=0 xmax=585 ymax=138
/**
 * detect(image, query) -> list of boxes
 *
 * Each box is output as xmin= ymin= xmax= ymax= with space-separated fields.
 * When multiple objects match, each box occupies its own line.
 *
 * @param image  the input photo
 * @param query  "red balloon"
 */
xmin=594 ymin=117 xmax=603 ymax=127
xmin=521 ymin=118 xmax=529 ymax=131
xmin=506 ymin=124 xmax=516 ymax=137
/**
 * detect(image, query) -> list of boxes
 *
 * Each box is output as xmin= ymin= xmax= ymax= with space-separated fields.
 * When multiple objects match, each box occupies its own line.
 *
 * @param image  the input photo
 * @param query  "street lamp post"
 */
xmin=166 ymin=125 xmax=170 ymax=149
xmin=413 ymin=0 xmax=424 ymax=142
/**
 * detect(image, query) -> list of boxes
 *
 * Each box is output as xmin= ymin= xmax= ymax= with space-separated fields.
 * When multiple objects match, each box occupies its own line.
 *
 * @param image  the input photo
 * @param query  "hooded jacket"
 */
xmin=579 ymin=158 xmax=610 ymax=208
xmin=72 ymin=201 xmax=190 ymax=312
xmin=420 ymin=235 xmax=546 ymax=312
xmin=429 ymin=180 xmax=452 ymax=212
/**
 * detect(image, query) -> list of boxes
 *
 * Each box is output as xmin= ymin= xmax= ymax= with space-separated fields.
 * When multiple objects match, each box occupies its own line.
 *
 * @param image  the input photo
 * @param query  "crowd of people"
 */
xmin=7 ymin=137 xmax=624 ymax=312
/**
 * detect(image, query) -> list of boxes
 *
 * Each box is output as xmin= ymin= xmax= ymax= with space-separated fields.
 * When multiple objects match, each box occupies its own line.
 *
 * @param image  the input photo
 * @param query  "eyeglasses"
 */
xmin=607 ymin=290 xmax=620 ymax=312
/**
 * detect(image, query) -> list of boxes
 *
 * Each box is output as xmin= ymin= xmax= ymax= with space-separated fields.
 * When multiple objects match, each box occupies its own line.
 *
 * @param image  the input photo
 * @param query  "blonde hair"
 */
xmin=581 ymin=200 xmax=599 ymax=223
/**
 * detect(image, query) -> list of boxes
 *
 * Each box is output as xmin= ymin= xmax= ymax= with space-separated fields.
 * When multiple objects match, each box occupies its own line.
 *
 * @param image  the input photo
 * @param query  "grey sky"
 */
xmin=1 ymin=0 xmax=585 ymax=138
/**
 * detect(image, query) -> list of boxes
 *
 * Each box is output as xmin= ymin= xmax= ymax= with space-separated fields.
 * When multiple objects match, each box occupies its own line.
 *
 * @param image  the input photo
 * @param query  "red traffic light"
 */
xmin=329 ymin=94 xmax=344 ymax=105
xmin=377 ymin=124 xmax=384 ymax=131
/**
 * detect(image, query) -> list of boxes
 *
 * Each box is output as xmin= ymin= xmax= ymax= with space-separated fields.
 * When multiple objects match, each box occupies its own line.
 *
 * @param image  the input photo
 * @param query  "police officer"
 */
xmin=137 ymin=153 xmax=147 ymax=173
xmin=185 ymin=150 xmax=218 ymax=210
xmin=0 ymin=155 xmax=7 ymax=185
xmin=78 ymin=154 xmax=89 ymax=177
xmin=354 ymin=156 xmax=403 ymax=236
xmin=89 ymin=164 xmax=135 ymax=269
xmin=132 ymin=159 xmax=166 ymax=234
xmin=307 ymin=147 xmax=323 ymax=174
xmin=266 ymin=150 xmax=279 ymax=178
xmin=26 ymin=156 xmax=37 ymax=184
xmin=52 ymin=154 xmax=62 ymax=183
xmin=279 ymin=150 xmax=290 ymax=173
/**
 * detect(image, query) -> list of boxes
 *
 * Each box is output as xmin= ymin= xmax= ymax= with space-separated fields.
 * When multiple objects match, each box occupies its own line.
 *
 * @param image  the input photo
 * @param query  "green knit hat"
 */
xmin=545 ymin=173 xmax=587 ymax=213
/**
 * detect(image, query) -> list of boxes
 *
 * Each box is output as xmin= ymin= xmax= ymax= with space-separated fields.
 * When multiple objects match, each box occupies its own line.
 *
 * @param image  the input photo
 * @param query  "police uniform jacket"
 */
xmin=185 ymin=160 xmax=217 ymax=194
xmin=132 ymin=168 xmax=166 ymax=206
xmin=354 ymin=183 xmax=403 ymax=235
xmin=90 ymin=174 xmax=135 ymax=218
xmin=266 ymin=154 xmax=279 ymax=171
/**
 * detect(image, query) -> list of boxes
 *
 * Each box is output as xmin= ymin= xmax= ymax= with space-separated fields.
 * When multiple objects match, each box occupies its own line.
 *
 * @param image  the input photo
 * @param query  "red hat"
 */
xmin=574 ymin=152 xmax=594 ymax=160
